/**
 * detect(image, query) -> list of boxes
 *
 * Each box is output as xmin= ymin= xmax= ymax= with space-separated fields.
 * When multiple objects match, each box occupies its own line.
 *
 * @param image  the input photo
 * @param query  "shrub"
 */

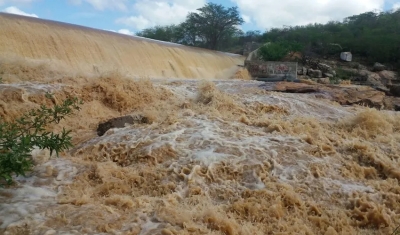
xmin=258 ymin=41 xmax=303 ymax=61
xmin=0 ymin=93 xmax=82 ymax=186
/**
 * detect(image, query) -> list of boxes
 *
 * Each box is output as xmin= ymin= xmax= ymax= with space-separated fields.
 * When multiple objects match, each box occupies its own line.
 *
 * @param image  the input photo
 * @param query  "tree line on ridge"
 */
xmin=136 ymin=3 xmax=400 ymax=71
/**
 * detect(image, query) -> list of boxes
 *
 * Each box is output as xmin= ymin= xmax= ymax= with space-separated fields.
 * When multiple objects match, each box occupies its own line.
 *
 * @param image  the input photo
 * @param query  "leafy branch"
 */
xmin=0 ymin=93 xmax=82 ymax=185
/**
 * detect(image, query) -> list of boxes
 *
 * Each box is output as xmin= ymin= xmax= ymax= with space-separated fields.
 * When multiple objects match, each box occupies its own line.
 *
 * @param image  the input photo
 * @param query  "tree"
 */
xmin=135 ymin=4 xmax=266 ymax=54
xmin=0 ymin=94 xmax=82 ymax=186
xmin=136 ymin=25 xmax=182 ymax=43
xmin=177 ymin=21 xmax=203 ymax=47
xmin=185 ymin=3 xmax=244 ymax=50
xmin=260 ymin=9 xmax=400 ymax=71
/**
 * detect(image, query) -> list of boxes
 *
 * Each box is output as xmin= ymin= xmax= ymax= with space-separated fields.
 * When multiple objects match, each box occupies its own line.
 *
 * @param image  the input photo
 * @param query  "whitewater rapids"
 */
xmin=1 ymin=74 xmax=399 ymax=234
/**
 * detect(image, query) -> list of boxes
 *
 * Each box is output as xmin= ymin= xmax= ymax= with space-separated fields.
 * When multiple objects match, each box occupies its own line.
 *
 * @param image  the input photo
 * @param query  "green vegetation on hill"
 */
xmin=258 ymin=41 xmax=303 ymax=61
xmin=137 ymin=5 xmax=400 ymax=70
xmin=263 ymin=10 xmax=400 ymax=70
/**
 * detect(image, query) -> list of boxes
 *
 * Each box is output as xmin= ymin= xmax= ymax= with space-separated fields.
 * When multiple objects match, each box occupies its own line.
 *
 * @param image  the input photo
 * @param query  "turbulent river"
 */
xmin=1 ymin=75 xmax=399 ymax=235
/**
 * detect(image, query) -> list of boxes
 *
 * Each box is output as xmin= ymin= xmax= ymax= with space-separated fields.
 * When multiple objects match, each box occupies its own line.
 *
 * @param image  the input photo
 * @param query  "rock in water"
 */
xmin=97 ymin=115 xmax=149 ymax=136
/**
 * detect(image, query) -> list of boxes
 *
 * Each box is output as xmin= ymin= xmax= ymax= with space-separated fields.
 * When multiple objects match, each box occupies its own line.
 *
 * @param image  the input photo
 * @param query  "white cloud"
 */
xmin=117 ymin=15 xmax=151 ymax=30
xmin=393 ymin=3 xmax=400 ymax=10
xmin=69 ymin=0 xmax=128 ymax=11
xmin=117 ymin=28 xmax=134 ymax=35
xmin=242 ymin=14 xmax=251 ymax=23
xmin=232 ymin=0 xmax=385 ymax=29
xmin=2 ymin=6 xmax=38 ymax=17
xmin=116 ymin=0 xmax=205 ymax=30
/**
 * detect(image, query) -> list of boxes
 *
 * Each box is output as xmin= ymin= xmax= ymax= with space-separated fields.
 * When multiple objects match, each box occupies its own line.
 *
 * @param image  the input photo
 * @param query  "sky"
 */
xmin=1 ymin=0 xmax=399 ymax=36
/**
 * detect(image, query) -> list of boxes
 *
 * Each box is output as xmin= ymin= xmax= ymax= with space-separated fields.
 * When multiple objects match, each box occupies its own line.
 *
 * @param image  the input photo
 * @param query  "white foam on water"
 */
xmin=0 ymin=157 xmax=78 ymax=232
xmin=1 ymin=78 xmax=385 ymax=234
xmin=139 ymin=220 xmax=162 ymax=235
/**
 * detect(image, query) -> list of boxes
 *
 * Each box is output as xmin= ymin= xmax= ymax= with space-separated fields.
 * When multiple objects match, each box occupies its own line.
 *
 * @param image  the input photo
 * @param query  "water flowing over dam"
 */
xmin=0 ymin=13 xmax=244 ymax=79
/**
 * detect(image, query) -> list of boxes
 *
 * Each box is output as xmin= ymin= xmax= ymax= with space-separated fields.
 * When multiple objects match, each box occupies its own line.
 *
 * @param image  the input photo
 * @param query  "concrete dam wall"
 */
xmin=0 ymin=13 xmax=245 ymax=79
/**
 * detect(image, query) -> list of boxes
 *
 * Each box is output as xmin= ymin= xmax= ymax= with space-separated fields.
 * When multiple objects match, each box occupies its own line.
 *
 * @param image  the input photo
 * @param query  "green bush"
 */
xmin=258 ymin=41 xmax=303 ymax=61
xmin=0 ymin=93 xmax=82 ymax=186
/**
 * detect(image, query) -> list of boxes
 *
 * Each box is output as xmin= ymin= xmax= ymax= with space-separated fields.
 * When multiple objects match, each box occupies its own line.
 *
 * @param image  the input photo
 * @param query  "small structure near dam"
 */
xmin=244 ymin=43 xmax=298 ymax=82
xmin=245 ymin=60 xmax=298 ymax=82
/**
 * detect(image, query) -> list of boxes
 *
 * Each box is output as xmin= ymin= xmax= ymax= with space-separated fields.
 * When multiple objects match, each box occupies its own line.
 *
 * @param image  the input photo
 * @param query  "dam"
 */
xmin=0 ymin=13 xmax=244 ymax=79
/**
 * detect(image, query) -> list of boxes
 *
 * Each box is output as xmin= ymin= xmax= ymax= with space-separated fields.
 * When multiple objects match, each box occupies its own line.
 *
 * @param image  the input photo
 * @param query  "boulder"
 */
xmin=383 ymin=97 xmax=400 ymax=111
xmin=318 ymin=63 xmax=333 ymax=73
xmin=303 ymin=67 xmax=308 ymax=75
xmin=308 ymin=69 xmax=322 ymax=78
xmin=317 ymin=77 xmax=330 ymax=84
xmin=324 ymin=73 xmax=334 ymax=78
xmin=340 ymin=52 xmax=352 ymax=62
xmin=97 ymin=115 xmax=149 ymax=136
xmin=261 ymin=82 xmax=385 ymax=109
xmin=297 ymin=69 xmax=303 ymax=75
xmin=342 ymin=68 xmax=398 ymax=90
xmin=373 ymin=62 xmax=385 ymax=72
xmin=374 ymin=85 xmax=390 ymax=94
xmin=367 ymin=72 xmax=384 ymax=85
xmin=389 ymin=84 xmax=400 ymax=97
xmin=378 ymin=70 xmax=398 ymax=85
xmin=348 ymin=69 xmax=385 ymax=87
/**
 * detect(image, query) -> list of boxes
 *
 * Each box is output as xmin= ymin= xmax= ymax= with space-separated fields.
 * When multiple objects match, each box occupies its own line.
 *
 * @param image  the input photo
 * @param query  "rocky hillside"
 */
xmin=284 ymin=58 xmax=400 ymax=111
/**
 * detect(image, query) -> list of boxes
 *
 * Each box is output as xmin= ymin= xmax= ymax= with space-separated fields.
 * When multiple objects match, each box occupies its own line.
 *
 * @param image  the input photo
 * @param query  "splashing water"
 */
xmin=1 ymin=76 xmax=399 ymax=235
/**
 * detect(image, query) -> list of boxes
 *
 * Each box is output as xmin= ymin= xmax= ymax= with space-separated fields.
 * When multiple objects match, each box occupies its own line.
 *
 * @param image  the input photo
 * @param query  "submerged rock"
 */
xmin=97 ymin=115 xmax=149 ymax=136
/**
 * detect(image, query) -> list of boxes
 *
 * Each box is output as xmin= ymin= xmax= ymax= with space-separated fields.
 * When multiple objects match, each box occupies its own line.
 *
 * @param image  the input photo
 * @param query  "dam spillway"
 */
xmin=0 ymin=13 xmax=244 ymax=79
